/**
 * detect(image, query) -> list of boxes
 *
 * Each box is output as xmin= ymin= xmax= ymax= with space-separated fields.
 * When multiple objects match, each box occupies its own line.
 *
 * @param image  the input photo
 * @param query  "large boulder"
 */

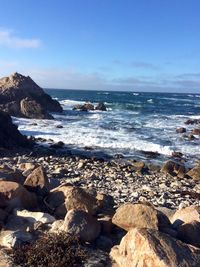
xmin=110 ymin=228 xmax=200 ymax=267
xmin=187 ymin=166 xmax=200 ymax=180
xmin=171 ymin=205 xmax=200 ymax=228
xmin=20 ymin=97 xmax=53 ymax=119
xmin=45 ymin=184 xmax=98 ymax=218
xmin=0 ymin=72 xmax=62 ymax=119
xmin=161 ymin=160 xmax=186 ymax=177
xmin=24 ymin=166 xmax=50 ymax=196
xmin=63 ymin=209 xmax=101 ymax=242
xmin=112 ymin=203 xmax=171 ymax=232
xmin=0 ymin=181 xmax=38 ymax=211
xmin=0 ymin=110 xmax=31 ymax=149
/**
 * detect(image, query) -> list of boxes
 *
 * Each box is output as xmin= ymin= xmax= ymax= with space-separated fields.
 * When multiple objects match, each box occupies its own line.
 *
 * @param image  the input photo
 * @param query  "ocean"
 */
xmin=14 ymin=89 xmax=200 ymax=164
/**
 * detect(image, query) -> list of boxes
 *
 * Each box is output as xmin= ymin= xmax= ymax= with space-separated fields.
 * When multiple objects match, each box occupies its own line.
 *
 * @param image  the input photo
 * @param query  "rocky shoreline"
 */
xmin=0 ymin=72 xmax=200 ymax=266
xmin=0 ymin=146 xmax=199 ymax=210
xmin=0 ymin=143 xmax=199 ymax=266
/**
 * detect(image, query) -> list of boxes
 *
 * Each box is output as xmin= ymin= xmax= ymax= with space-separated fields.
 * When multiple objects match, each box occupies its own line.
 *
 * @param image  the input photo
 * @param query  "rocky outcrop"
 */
xmin=73 ymin=102 xmax=94 ymax=111
xmin=0 ymin=110 xmax=31 ymax=149
xmin=73 ymin=102 xmax=107 ymax=111
xmin=0 ymin=72 xmax=62 ymax=119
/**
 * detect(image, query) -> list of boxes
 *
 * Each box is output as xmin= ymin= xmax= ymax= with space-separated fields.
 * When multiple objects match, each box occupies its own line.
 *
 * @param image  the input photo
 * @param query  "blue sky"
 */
xmin=0 ymin=0 xmax=200 ymax=92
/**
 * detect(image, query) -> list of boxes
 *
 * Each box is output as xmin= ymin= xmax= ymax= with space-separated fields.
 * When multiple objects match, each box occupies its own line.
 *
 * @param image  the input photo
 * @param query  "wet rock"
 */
xmin=176 ymin=127 xmax=186 ymax=133
xmin=172 ymin=151 xmax=183 ymax=158
xmin=185 ymin=119 xmax=200 ymax=125
xmin=73 ymin=102 xmax=94 ymax=111
xmin=50 ymin=141 xmax=65 ymax=149
xmin=110 ymin=228 xmax=200 ymax=267
xmin=95 ymin=102 xmax=107 ymax=111
xmin=191 ymin=128 xmax=200 ymax=136
xmin=56 ymin=125 xmax=63 ymax=128
xmin=63 ymin=209 xmax=101 ymax=242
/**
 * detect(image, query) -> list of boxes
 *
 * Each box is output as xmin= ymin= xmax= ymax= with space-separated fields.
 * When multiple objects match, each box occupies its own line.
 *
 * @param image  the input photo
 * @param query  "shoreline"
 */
xmin=0 ymin=144 xmax=199 ymax=210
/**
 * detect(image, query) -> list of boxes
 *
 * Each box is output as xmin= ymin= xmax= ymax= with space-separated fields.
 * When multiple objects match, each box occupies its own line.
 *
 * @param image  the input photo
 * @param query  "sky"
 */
xmin=0 ymin=0 xmax=200 ymax=92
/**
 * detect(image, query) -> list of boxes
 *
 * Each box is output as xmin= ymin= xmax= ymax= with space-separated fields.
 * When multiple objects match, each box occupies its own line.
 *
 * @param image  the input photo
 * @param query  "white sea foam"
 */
xmin=12 ymin=93 xmax=200 ymax=162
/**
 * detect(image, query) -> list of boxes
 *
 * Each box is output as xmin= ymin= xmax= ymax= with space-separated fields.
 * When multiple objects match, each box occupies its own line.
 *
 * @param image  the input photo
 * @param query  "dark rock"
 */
xmin=185 ymin=119 xmax=200 ymax=125
xmin=95 ymin=102 xmax=107 ymax=111
xmin=0 ymin=165 xmax=25 ymax=184
xmin=177 ymin=220 xmax=200 ymax=248
xmin=24 ymin=166 xmax=50 ymax=196
xmin=188 ymin=134 xmax=196 ymax=140
xmin=192 ymin=128 xmax=200 ymax=135
xmin=0 ymin=72 xmax=62 ymax=119
xmin=140 ymin=150 xmax=161 ymax=158
xmin=56 ymin=125 xmax=63 ymax=128
xmin=172 ymin=151 xmax=183 ymax=158
xmin=176 ymin=127 xmax=186 ymax=133
xmin=0 ymin=110 xmax=32 ymax=149
xmin=73 ymin=102 xmax=94 ymax=111
xmin=50 ymin=141 xmax=65 ymax=149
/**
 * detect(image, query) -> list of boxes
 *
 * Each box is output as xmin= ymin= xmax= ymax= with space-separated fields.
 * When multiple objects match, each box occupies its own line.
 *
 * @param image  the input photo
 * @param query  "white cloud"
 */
xmin=0 ymin=64 xmax=200 ymax=93
xmin=0 ymin=29 xmax=41 ymax=49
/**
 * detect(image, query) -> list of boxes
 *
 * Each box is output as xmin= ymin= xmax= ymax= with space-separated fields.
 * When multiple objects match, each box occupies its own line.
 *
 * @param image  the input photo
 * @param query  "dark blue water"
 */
xmin=15 ymin=89 xmax=200 ymax=163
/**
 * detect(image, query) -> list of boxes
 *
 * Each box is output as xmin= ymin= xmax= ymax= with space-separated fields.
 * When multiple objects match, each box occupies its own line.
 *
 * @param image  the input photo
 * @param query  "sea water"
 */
xmin=13 ymin=90 xmax=200 ymax=163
